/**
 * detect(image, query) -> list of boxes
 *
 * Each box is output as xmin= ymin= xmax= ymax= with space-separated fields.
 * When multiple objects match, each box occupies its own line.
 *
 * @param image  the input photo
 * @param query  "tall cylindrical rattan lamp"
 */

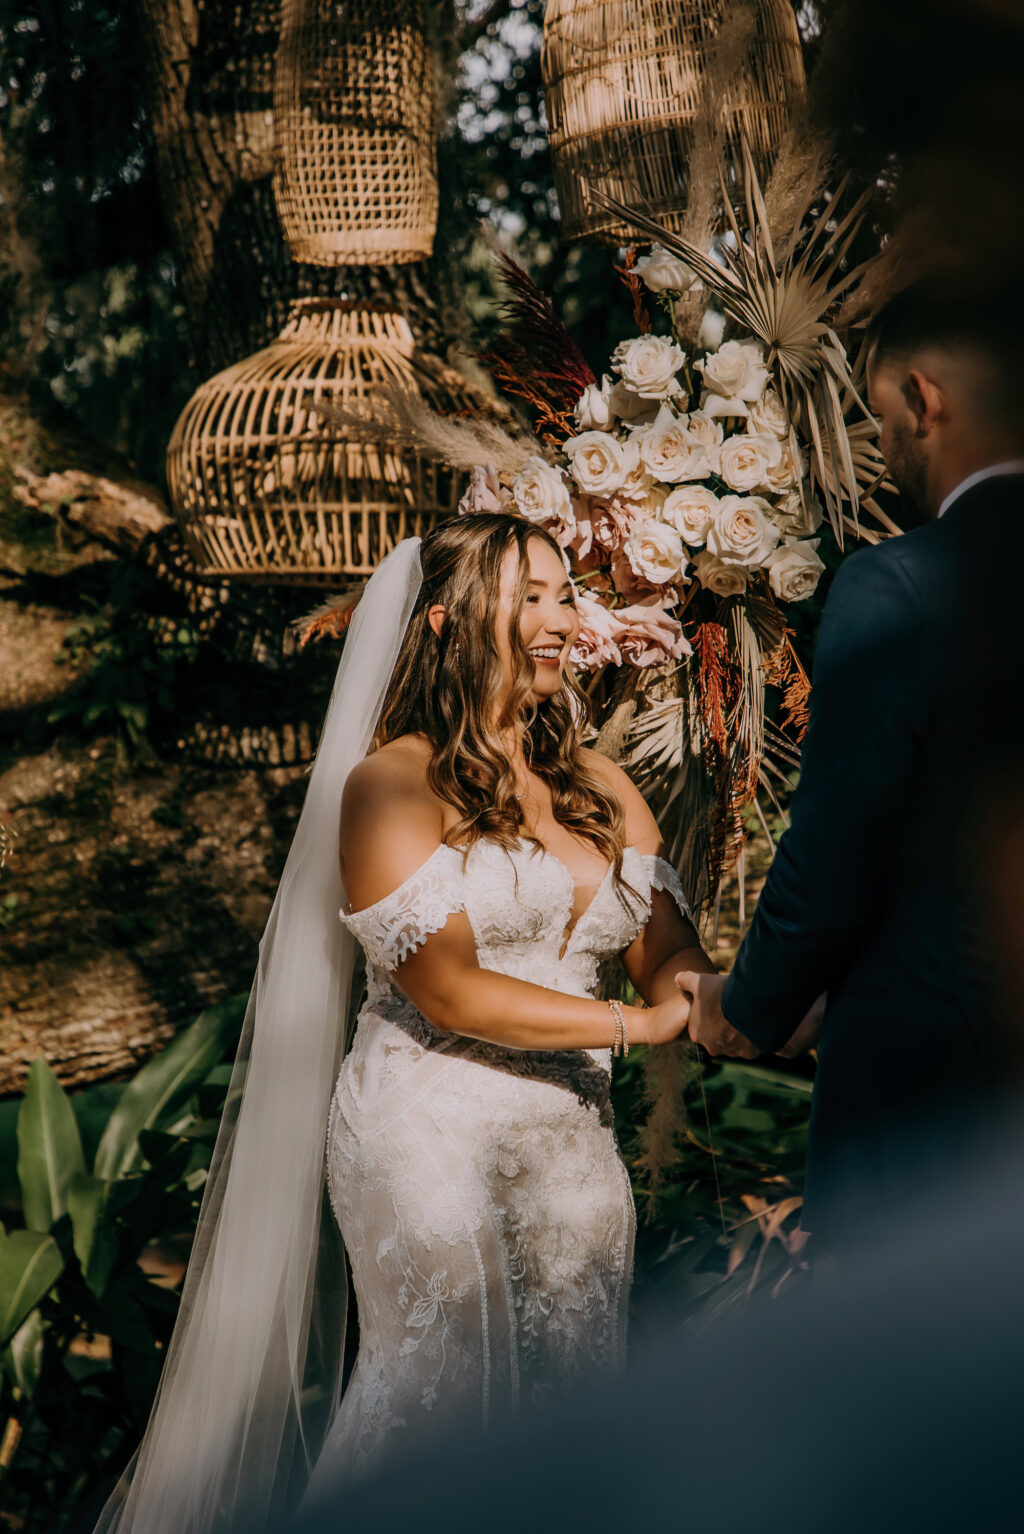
xmin=167 ymin=300 xmax=472 ymax=582
xmin=272 ymin=0 xmax=438 ymax=266
xmin=542 ymin=0 xmax=805 ymax=246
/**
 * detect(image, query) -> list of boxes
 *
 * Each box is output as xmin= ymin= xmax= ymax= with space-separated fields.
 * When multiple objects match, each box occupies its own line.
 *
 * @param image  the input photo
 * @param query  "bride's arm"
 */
xmin=341 ymin=750 xmax=689 ymax=1051
xmin=581 ymin=750 xmax=717 ymax=1005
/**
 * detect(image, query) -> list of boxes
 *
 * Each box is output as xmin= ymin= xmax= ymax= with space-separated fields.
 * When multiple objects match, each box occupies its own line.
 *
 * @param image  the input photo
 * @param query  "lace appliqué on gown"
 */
xmin=306 ymin=840 xmax=693 ymax=1497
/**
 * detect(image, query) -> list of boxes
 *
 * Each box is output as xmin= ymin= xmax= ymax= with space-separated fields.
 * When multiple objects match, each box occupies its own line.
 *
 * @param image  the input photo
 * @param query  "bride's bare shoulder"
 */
xmin=342 ymin=736 xmax=441 ymax=838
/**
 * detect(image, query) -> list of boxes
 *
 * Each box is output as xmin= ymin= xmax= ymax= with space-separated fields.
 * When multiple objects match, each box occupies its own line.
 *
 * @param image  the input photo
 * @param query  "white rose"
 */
xmin=616 ymin=441 xmax=657 ymax=502
xmin=772 ymin=489 xmax=823 ymax=538
xmin=661 ymin=485 xmax=721 ymax=546
xmin=711 ymin=431 xmax=782 ymax=493
xmin=623 ymin=518 xmax=689 ymax=586
xmin=564 ymin=430 xmax=630 ymax=495
xmin=764 ymin=538 xmax=826 ymax=602
xmin=634 ymin=243 xmax=699 ymax=294
xmin=639 ymin=404 xmax=710 ymax=483
xmin=693 ymin=550 xmax=749 ymax=597
xmin=512 ymin=455 xmax=574 ymax=524
xmin=761 ymin=438 xmax=803 ymax=493
xmin=684 ymin=410 xmax=724 ymax=451
xmin=573 ymin=376 xmax=616 ymax=432
xmin=696 ymin=337 xmax=769 ymax=417
xmin=746 ymin=389 xmax=789 ymax=439
xmin=611 ymin=334 xmax=687 ymax=400
xmin=607 ymin=380 xmax=660 ymax=425
xmin=706 ymin=494 xmax=780 ymax=566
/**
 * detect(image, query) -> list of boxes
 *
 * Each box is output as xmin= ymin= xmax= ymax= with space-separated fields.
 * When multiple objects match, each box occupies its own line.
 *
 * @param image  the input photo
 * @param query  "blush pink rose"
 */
xmin=615 ymin=601 xmax=692 ymax=667
xmin=570 ymin=593 xmax=626 ymax=670
xmin=458 ymin=462 xmax=512 ymax=516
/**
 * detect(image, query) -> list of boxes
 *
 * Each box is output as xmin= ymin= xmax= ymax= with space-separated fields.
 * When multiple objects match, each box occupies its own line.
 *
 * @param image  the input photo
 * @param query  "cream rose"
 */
xmin=573 ymin=376 xmax=616 ymax=432
xmin=684 ymin=410 xmax=724 ymax=451
xmin=761 ymin=439 xmax=803 ymax=494
xmin=746 ymin=389 xmax=789 ymax=439
xmin=696 ymin=337 xmax=769 ymax=418
xmin=623 ymin=518 xmax=689 ymax=586
xmin=564 ymin=430 xmax=631 ymax=495
xmin=772 ymin=489 xmax=823 ymax=538
xmin=692 ymin=550 xmax=749 ymax=597
xmin=661 ymin=485 xmax=721 ymax=546
xmin=616 ymin=601 xmax=692 ymax=667
xmin=607 ymin=380 xmax=660 ymax=425
xmin=615 ymin=441 xmax=658 ymax=502
xmin=570 ymin=593 xmax=625 ymax=670
xmin=639 ymin=403 xmax=710 ymax=483
xmin=706 ymin=494 xmax=780 ymax=566
xmin=711 ymin=431 xmax=783 ymax=493
xmin=611 ymin=334 xmax=686 ymax=401
xmin=764 ymin=538 xmax=825 ymax=602
xmin=512 ymin=455 xmax=574 ymax=525
xmin=634 ymin=244 xmax=699 ymax=294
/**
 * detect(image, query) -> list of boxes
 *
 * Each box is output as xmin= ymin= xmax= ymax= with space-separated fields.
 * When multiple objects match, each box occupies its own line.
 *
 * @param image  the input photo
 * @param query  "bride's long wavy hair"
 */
xmin=374 ymin=512 xmax=630 ymax=875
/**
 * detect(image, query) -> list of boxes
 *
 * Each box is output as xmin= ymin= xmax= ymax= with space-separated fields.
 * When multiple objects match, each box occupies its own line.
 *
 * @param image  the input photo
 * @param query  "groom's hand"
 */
xmin=675 ymin=971 xmax=759 ymax=1059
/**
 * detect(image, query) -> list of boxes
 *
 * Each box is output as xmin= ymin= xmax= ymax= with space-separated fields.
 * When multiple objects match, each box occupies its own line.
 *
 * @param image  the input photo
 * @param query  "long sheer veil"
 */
xmin=97 ymin=538 xmax=424 ymax=1534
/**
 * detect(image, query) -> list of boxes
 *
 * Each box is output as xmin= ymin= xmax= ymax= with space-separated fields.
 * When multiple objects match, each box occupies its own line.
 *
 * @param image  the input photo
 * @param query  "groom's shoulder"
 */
xmin=826 ymin=522 xmax=951 ymax=625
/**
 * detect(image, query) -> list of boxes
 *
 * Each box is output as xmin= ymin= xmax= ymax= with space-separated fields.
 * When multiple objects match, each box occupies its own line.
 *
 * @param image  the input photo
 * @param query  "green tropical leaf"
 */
xmin=67 ymin=1175 xmax=118 ymax=1298
xmin=2 ymin=1307 xmax=45 ymax=1398
xmin=0 ymin=1230 xmax=64 ymax=1343
xmin=94 ymin=997 xmax=245 ymax=1181
xmin=16 ymin=1059 xmax=86 ymax=1232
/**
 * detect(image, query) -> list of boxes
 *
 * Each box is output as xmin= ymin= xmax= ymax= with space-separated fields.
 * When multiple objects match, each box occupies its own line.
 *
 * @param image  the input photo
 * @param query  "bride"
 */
xmin=99 ymin=511 xmax=709 ymax=1534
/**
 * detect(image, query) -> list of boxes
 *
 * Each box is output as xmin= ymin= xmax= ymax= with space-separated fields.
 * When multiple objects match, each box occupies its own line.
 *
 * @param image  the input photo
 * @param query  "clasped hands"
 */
xmin=674 ymin=971 xmax=825 ymax=1061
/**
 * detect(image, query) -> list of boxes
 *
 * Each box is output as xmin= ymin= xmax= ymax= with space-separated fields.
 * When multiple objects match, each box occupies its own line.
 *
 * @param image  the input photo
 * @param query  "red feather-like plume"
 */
xmin=477 ymin=250 xmax=596 ymax=445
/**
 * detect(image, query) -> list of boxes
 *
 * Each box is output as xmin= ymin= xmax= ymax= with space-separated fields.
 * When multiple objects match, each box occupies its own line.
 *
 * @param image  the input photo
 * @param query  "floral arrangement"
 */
xmin=464 ymin=314 xmax=826 ymax=677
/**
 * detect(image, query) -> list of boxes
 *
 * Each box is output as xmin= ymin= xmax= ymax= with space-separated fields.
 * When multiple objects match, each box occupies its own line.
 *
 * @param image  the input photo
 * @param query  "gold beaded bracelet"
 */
xmin=609 ymin=999 xmax=628 ymax=1058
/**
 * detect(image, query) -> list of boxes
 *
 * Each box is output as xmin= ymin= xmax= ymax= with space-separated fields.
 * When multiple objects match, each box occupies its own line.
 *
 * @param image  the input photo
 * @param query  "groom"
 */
xmin=679 ymin=277 xmax=1024 ymax=1239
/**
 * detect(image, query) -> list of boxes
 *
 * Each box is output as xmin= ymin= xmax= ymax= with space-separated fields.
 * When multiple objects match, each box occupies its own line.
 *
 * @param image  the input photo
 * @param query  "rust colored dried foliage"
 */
xmin=615 ymin=247 xmax=653 ymax=334
xmin=476 ymin=250 xmax=596 ymax=445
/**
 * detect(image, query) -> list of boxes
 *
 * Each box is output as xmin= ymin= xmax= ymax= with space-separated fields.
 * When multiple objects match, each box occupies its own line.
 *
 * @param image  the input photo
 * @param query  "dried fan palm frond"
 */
xmin=313 ymin=380 xmax=543 ymax=482
xmin=590 ymin=139 xmax=891 ymax=544
xmin=622 ymin=695 xmax=687 ymax=783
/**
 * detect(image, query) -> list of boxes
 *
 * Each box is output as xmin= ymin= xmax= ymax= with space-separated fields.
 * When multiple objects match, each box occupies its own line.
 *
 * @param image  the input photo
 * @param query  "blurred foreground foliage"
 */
xmin=0 ymin=1005 xmax=808 ymax=1532
xmin=0 ymin=998 xmax=246 ymax=1531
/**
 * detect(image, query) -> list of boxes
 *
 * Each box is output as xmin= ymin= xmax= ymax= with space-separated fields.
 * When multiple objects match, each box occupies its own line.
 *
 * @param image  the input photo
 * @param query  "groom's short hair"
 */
xmin=867 ymin=274 xmax=1024 ymax=421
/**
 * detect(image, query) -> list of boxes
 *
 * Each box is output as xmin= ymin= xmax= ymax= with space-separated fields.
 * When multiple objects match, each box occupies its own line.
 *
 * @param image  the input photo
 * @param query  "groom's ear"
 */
xmin=904 ymin=368 xmax=945 ymax=437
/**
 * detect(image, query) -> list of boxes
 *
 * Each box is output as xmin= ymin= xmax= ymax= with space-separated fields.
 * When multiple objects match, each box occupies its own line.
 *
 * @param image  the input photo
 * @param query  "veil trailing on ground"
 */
xmin=97 ymin=539 xmax=425 ymax=1534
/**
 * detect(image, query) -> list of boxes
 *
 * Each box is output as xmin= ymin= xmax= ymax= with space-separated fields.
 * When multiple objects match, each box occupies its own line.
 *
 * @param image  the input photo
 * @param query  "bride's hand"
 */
xmin=642 ymin=992 xmax=692 ymax=1046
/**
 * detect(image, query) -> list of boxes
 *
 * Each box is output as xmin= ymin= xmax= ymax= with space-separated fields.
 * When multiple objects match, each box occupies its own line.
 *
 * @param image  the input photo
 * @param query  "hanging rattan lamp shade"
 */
xmin=542 ymin=0 xmax=805 ymax=246
xmin=272 ymin=0 xmax=438 ymax=266
xmin=166 ymin=300 xmax=469 ymax=583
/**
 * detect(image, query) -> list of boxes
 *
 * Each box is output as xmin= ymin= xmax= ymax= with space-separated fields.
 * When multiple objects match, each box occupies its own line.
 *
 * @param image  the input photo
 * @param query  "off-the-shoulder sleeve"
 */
xmin=339 ymin=844 xmax=465 ymax=972
xmin=641 ymin=854 xmax=696 ymax=925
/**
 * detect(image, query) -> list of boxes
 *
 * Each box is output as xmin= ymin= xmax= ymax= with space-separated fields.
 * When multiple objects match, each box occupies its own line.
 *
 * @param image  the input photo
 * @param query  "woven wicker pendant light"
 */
xmin=272 ymin=0 xmax=438 ymax=266
xmin=167 ymin=300 xmax=472 ymax=583
xmin=542 ymin=0 xmax=805 ymax=246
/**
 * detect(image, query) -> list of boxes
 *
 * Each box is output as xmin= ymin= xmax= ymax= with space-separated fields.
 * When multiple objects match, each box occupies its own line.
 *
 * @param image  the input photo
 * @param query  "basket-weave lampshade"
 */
xmin=542 ymin=0 xmax=805 ymax=246
xmin=166 ymin=300 xmax=470 ymax=583
xmin=272 ymin=0 xmax=438 ymax=266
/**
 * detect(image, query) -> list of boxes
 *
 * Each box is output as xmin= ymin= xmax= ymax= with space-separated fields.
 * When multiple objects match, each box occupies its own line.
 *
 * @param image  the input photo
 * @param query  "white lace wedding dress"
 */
xmin=304 ymin=838 xmax=691 ymax=1496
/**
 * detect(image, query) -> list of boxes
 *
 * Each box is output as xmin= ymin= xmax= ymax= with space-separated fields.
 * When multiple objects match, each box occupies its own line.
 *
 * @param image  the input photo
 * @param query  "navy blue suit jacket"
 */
xmin=721 ymin=478 xmax=1018 ymax=1235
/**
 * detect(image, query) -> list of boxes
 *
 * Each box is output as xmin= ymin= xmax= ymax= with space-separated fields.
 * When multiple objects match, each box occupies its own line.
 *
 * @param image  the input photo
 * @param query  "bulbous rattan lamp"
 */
xmin=272 ymin=0 xmax=438 ymax=266
xmin=167 ymin=300 xmax=472 ymax=582
xmin=542 ymin=0 xmax=805 ymax=246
